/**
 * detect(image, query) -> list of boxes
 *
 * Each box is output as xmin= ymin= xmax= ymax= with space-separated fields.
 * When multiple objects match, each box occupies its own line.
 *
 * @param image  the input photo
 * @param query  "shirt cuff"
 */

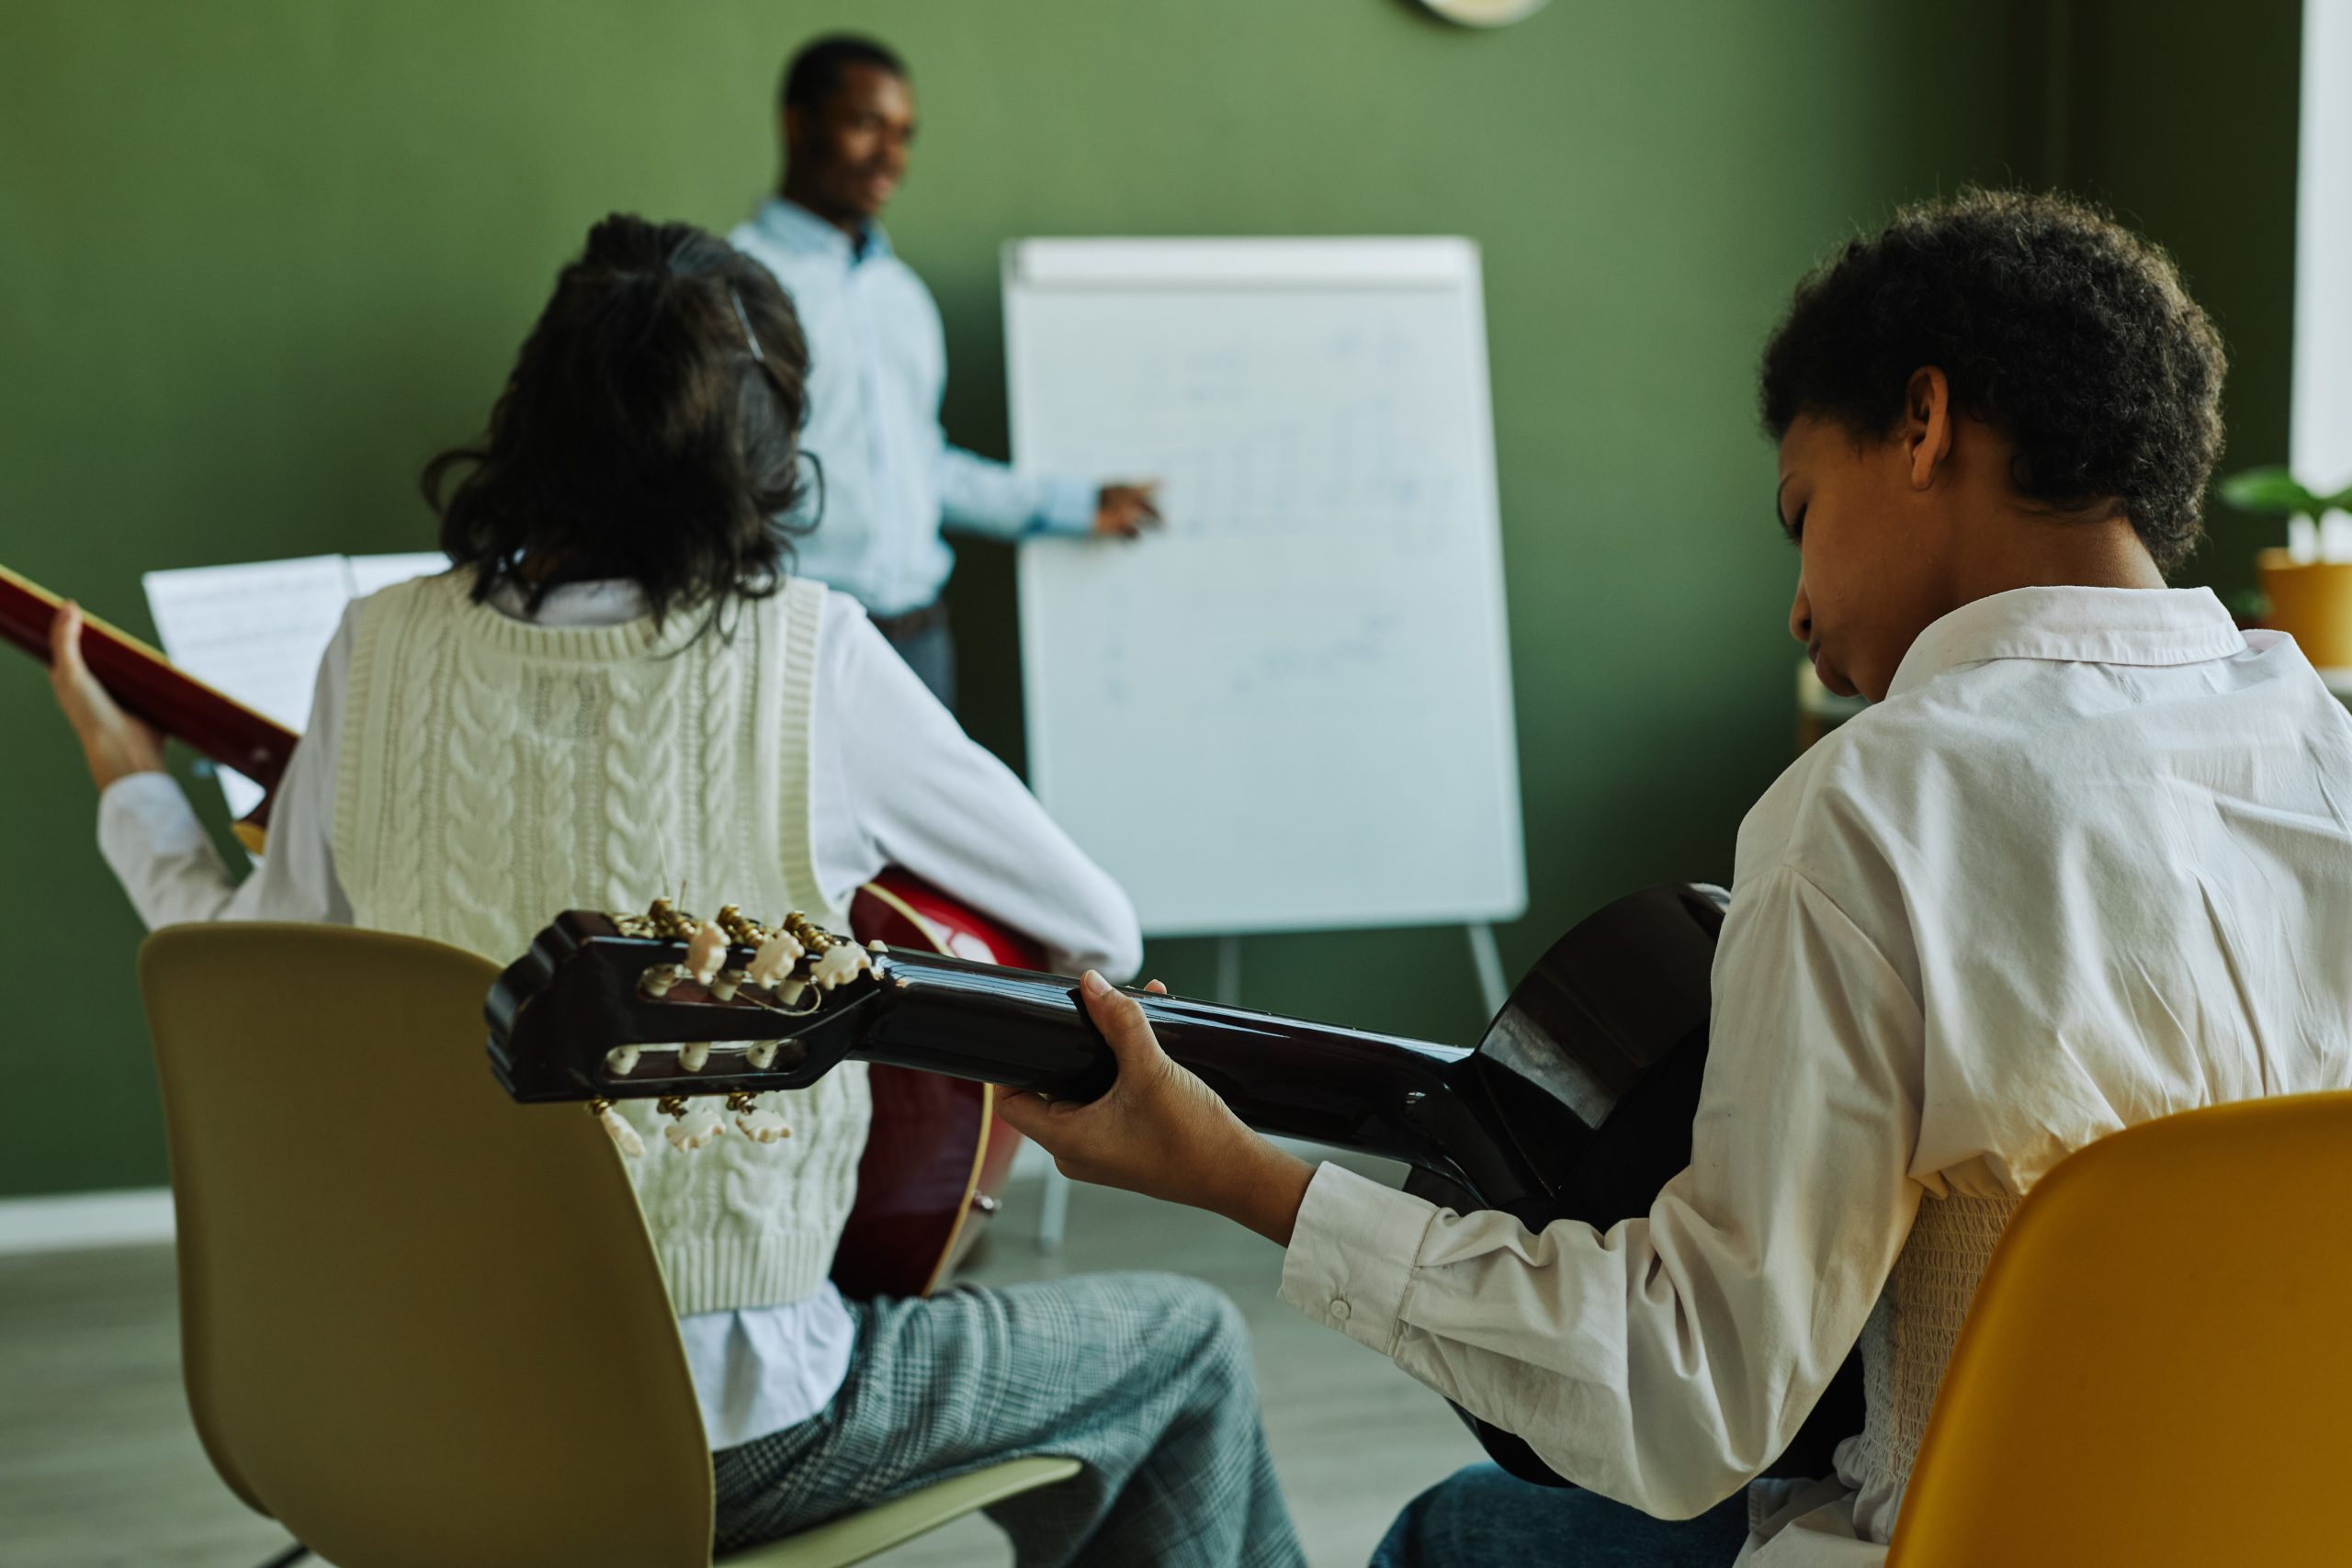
xmin=97 ymin=772 xmax=209 ymax=872
xmin=1277 ymin=1162 xmax=1441 ymax=1356
xmin=1034 ymin=475 xmax=1098 ymax=536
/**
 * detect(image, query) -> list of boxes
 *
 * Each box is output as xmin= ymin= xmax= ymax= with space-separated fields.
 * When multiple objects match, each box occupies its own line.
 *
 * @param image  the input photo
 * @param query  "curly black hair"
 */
xmin=1758 ymin=189 xmax=2226 ymax=574
xmin=424 ymin=215 xmax=816 ymax=635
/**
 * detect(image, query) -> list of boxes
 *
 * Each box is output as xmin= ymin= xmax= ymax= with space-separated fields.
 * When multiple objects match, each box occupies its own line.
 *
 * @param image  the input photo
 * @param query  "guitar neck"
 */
xmin=0 ymin=562 xmax=298 ymax=811
xmin=863 ymin=948 xmax=1491 ymax=1182
xmin=487 ymin=912 xmax=1562 ymax=1209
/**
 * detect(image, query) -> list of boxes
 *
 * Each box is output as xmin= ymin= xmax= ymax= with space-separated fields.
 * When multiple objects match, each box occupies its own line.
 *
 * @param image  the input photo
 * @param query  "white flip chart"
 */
xmin=1005 ymin=238 xmax=1526 ymax=935
xmin=143 ymin=551 xmax=447 ymax=818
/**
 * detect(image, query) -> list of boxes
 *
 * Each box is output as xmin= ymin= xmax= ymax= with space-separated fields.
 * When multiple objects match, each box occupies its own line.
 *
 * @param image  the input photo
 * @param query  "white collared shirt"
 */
xmin=729 ymin=198 xmax=1096 ymax=616
xmin=96 ymin=575 xmax=1142 ymax=1450
xmin=1280 ymin=586 xmax=2352 ymax=1565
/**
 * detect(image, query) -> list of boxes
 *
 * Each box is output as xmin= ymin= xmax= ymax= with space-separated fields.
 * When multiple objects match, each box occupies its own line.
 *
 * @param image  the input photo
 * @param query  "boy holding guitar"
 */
xmin=48 ymin=216 xmax=1305 ymax=1568
xmin=1001 ymin=191 xmax=2352 ymax=1566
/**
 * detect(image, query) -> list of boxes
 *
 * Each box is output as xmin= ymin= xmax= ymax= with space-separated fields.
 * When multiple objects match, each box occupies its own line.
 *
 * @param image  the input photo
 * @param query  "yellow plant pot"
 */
xmin=2258 ymin=549 xmax=2352 ymax=669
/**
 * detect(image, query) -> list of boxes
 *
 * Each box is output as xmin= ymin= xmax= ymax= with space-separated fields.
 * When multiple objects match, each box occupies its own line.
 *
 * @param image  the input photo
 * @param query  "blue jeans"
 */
xmin=1372 ymin=1464 xmax=1750 ymax=1568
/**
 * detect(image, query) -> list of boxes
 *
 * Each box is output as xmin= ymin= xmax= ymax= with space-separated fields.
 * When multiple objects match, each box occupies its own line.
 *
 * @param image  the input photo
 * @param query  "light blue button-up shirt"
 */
xmin=729 ymin=197 xmax=1095 ymax=617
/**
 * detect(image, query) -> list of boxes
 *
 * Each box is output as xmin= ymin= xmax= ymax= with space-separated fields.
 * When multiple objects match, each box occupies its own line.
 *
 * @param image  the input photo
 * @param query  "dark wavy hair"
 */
xmin=1759 ymin=189 xmax=2226 ymax=574
xmin=425 ymin=215 xmax=815 ymax=632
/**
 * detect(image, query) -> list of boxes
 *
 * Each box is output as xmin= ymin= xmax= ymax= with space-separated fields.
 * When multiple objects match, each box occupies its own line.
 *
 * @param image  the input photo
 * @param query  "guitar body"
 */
xmin=833 ymin=872 xmax=1047 ymax=1300
xmin=1408 ymin=884 xmax=1866 ymax=1486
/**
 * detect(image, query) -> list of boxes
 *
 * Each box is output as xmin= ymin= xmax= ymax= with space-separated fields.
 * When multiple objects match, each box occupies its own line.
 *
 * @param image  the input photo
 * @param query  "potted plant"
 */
xmin=2221 ymin=465 xmax=2352 ymax=667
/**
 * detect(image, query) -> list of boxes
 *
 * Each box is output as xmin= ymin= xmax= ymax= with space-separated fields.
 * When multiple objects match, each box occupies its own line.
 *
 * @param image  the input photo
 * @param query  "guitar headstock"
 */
xmin=487 ymin=898 xmax=896 ymax=1156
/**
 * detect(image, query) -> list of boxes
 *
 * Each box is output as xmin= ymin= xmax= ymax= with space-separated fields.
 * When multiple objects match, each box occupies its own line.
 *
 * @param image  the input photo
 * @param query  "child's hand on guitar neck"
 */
xmin=997 ymin=971 xmax=1317 ymax=1247
xmin=49 ymin=602 xmax=165 ymax=790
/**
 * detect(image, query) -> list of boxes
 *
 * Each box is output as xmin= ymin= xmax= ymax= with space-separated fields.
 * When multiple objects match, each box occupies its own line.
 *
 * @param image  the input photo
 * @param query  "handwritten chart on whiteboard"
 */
xmin=1006 ymin=239 xmax=1526 ymax=936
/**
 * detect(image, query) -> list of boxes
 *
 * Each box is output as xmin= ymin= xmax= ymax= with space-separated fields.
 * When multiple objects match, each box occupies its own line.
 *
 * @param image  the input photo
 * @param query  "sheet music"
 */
xmin=142 ymin=556 xmax=352 ymax=734
xmin=345 ymin=550 xmax=449 ymax=598
xmin=142 ymin=552 xmax=447 ymax=820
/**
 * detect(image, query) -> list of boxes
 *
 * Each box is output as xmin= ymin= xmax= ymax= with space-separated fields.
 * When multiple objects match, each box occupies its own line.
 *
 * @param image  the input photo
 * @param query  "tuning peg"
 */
xmin=604 ymin=1045 xmax=640 ymax=1077
xmin=587 ymin=1098 xmax=644 ymax=1158
xmin=709 ymin=968 xmax=747 ymax=1003
xmin=660 ymin=1095 xmax=726 ymax=1152
xmin=809 ymin=942 xmax=870 ymax=990
xmin=728 ymin=1091 xmax=791 ymax=1143
xmin=679 ymin=1042 xmax=711 ymax=1073
xmin=639 ymin=963 xmax=687 ymax=999
xmin=685 ymin=919 xmax=729 ymax=986
xmin=747 ymin=930 xmax=805 ymax=987
xmin=746 ymin=1040 xmax=781 ymax=1070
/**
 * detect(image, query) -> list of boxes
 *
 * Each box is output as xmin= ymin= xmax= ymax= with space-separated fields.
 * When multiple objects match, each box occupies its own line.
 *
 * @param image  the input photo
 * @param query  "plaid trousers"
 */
xmin=712 ymin=1270 xmax=1305 ymax=1568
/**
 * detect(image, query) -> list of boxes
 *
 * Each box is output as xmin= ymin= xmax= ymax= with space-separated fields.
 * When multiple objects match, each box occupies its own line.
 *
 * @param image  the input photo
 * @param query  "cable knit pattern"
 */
xmin=598 ymin=640 xmax=678 ymax=914
xmin=334 ymin=570 xmax=867 ymax=1316
xmin=697 ymin=613 xmax=747 ymax=879
xmin=1838 ymin=1191 xmax=2018 ymax=1541
xmin=442 ymin=639 xmax=518 ymax=930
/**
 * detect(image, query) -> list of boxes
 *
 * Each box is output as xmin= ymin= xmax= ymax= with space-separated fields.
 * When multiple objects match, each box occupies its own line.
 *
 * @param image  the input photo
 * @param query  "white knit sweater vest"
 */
xmin=1839 ymin=1190 xmax=2018 ymax=1542
xmin=333 ymin=570 xmax=868 ymax=1316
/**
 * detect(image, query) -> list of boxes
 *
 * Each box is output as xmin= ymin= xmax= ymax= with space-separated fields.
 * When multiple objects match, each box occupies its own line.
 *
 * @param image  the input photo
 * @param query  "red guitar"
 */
xmin=2 ymin=560 xmax=1042 ymax=1299
xmin=840 ymin=874 xmax=1042 ymax=1297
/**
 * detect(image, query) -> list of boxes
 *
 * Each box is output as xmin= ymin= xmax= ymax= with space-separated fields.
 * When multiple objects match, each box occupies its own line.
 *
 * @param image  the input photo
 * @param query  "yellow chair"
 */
xmin=139 ymin=922 xmax=1078 ymax=1568
xmin=1887 ymin=1089 xmax=2352 ymax=1565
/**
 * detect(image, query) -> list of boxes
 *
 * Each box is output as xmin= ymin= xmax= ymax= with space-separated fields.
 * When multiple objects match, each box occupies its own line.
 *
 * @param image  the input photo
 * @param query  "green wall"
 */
xmin=2057 ymin=0 xmax=2306 ymax=604
xmin=0 ymin=0 xmax=2295 ymax=1199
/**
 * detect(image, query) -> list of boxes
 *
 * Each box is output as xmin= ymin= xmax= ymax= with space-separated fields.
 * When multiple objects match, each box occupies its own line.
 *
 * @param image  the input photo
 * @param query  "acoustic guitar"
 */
xmin=1 ymin=560 xmax=1039 ymax=1298
xmin=489 ymin=889 xmax=1868 ymax=1488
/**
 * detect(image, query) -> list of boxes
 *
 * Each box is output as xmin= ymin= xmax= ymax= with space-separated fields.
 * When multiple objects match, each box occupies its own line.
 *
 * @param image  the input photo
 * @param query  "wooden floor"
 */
xmin=0 ymin=1166 xmax=1480 ymax=1567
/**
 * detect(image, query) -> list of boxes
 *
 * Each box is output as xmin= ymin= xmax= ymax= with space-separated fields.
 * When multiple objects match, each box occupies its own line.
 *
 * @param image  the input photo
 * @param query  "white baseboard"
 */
xmin=0 ymin=1188 xmax=175 ymax=1256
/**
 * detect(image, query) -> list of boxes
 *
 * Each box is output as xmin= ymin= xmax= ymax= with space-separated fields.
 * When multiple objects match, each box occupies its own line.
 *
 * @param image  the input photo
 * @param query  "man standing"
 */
xmin=731 ymin=35 xmax=1159 ymax=708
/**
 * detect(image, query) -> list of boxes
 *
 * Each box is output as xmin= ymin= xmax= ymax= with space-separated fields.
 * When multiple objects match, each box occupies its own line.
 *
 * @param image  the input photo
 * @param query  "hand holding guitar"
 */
xmin=996 ymin=972 xmax=1317 ymax=1247
xmin=48 ymin=602 xmax=165 ymax=790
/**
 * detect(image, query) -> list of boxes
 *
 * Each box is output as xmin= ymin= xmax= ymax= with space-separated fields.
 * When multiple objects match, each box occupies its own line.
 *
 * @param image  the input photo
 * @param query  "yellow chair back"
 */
xmin=1888 ymin=1089 xmax=2352 ymax=1565
xmin=141 ymin=922 xmax=714 ymax=1568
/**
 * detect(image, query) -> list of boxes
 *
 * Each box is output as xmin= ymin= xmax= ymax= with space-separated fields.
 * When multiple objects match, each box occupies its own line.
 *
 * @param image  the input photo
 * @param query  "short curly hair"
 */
xmin=1758 ymin=190 xmax=2226 ymax=574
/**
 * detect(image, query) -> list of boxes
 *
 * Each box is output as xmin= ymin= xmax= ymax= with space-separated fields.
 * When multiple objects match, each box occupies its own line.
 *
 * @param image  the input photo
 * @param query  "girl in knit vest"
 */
xmin=51 ymin=215 xmax=1305 ymax=1568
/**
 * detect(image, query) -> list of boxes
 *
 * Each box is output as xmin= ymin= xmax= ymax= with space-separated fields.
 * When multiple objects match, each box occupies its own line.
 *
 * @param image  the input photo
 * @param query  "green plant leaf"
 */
xmin=2220 ymin=466 xmax=2326 ymax=515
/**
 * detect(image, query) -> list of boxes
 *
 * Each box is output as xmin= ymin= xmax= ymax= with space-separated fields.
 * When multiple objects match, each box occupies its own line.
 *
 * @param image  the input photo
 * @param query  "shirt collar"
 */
xmin=753 ymin=196 xmax=892 ymax=265
xmin=489 ymin=577 xmax=649 ymax=628
xmin=1884 ymin=585 xmax=2247 ymax=700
